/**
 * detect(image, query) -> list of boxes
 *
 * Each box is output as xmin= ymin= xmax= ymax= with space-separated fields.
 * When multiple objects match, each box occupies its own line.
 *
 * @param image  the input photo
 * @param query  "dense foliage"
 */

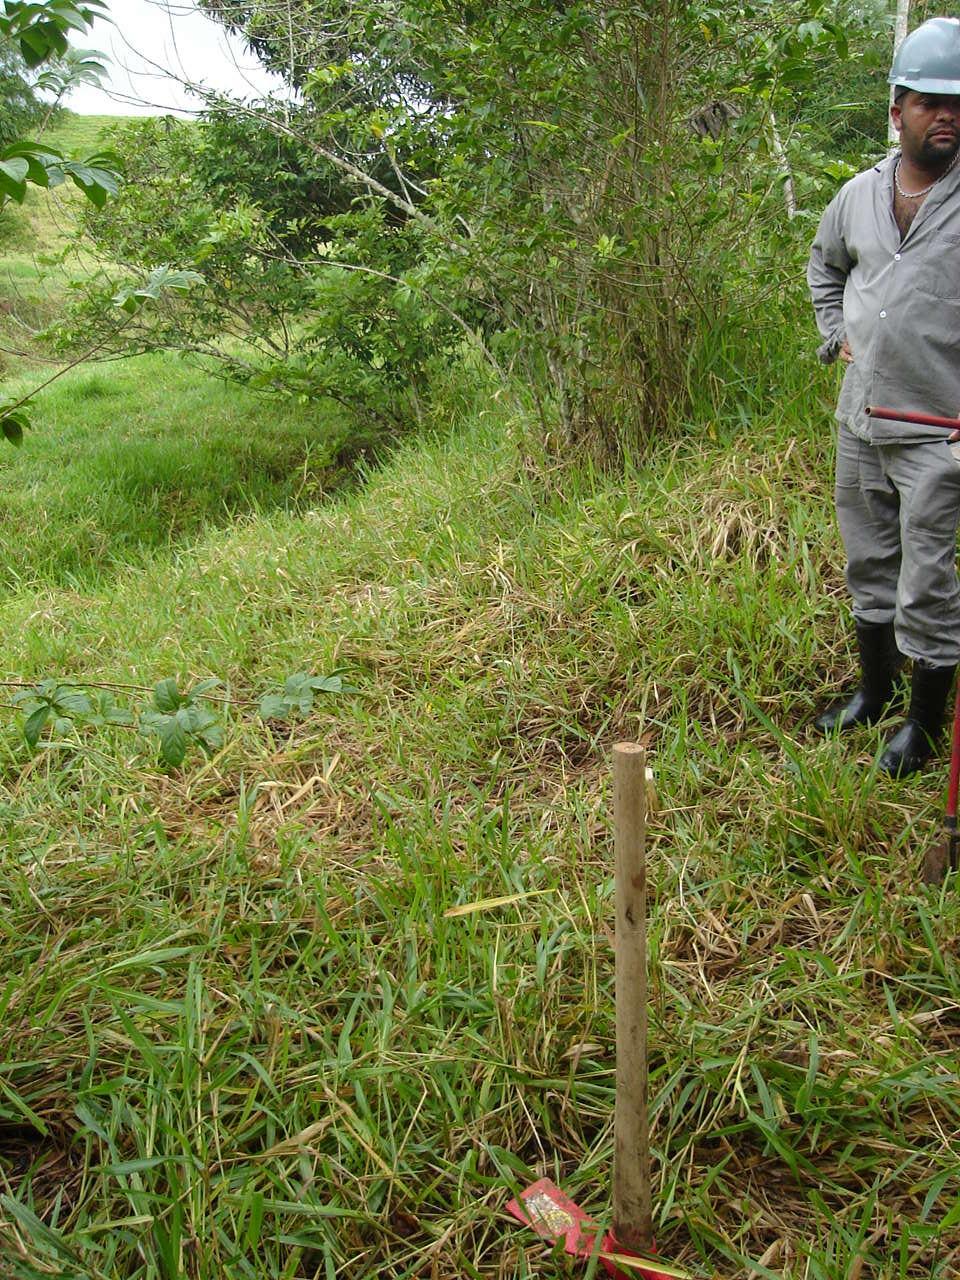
xmin=67 ymin=110 xmax=467 ymax=432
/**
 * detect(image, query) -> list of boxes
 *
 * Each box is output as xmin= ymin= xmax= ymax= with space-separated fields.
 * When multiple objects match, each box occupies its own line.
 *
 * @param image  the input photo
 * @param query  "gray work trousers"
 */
xmin=835 ymin=424 xmax=960 ymax=665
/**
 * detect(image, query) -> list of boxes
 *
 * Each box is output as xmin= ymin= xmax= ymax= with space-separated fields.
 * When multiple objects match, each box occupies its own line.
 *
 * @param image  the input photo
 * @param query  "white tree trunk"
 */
xmin=889 ymin=0 xmax=911 ymax=147
xmin=767 ymin=107 xmax=797 ymax=219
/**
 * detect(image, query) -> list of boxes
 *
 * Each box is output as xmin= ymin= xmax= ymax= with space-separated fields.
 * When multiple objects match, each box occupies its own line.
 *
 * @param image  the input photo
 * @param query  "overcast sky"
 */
xmin=66 ymin=0 xmax=284 ymax=116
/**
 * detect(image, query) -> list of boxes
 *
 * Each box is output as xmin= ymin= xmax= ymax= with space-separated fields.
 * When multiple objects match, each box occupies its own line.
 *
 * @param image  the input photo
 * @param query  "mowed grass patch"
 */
xmin=0 ymin=352 xmax=367 ymax=588
xmin=42 ymin=112 xmax=127 ymax=156
xmin=0 ymin=369 xmax=956 ymax=1278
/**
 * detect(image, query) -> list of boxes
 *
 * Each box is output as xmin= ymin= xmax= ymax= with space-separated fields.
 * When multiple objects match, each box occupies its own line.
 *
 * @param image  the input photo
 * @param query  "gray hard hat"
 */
xmin=889 ymin=16 xmax=960 ymax=96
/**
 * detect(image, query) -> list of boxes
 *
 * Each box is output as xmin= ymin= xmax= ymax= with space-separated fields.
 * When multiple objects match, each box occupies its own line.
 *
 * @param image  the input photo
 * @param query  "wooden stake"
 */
xmin=612 ymin=741 xmax=653 ymax=1250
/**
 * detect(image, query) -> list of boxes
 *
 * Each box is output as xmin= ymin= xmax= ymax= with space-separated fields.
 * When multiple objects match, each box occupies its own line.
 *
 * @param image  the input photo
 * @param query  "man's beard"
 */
xmin=919 ymin=131 xmax=960 ymax=170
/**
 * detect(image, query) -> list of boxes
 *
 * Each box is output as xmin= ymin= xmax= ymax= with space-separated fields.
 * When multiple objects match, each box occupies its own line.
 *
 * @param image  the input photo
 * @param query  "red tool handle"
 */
xmin=867 ymin=405 xmax=960 ymax=431
xmin=947 ymin=682 xmax=960 ymax=823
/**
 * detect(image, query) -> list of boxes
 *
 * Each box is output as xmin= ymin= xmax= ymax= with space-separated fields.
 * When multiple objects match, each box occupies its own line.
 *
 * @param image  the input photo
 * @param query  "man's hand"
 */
xmin=840 ymin=340 xmax=854 ymax=363
xmin=952 ymin=411 xmax=960 ymax=443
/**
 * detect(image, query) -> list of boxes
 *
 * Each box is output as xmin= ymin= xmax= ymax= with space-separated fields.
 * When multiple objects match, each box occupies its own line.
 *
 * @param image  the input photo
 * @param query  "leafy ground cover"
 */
xmin=0 ymin=117 xmax=956 ymax=1280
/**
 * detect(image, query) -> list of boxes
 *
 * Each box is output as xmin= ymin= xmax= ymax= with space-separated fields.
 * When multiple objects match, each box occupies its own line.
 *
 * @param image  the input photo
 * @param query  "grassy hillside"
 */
xmin=42 ymin=112 xmax=125 ymax=155
xmin=0 ymin=354 xmax=367 ymax=589
xmin=0 ymin=122 xmax=956 ymax=1280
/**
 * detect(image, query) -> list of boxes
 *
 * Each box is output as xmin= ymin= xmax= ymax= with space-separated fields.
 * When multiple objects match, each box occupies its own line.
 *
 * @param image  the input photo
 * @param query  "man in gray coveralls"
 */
xmin=808 ymin=16 xmax=960 ymax=777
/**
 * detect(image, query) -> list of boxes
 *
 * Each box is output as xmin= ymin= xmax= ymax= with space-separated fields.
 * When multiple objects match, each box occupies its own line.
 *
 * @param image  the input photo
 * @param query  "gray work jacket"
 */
xmin=807 ymin=150 xmax=960 ymax=443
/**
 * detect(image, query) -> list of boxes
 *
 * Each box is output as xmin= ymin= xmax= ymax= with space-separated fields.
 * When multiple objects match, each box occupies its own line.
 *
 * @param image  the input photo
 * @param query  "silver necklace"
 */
xmin=895 ymin=150 xmax=960 ymax=198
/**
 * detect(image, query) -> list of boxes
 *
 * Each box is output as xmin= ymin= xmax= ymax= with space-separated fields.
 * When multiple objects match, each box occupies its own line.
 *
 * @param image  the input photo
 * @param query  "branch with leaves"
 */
xmin=0 ymin=0 xmax=108 ymax=67
xmin=0 ymin=265 xmax=204 ymax=444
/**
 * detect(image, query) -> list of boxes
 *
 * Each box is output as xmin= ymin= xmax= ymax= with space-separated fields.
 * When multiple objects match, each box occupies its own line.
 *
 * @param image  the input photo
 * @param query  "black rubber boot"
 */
xmin=813 ymin=622 xmax=904 ymax=733
xmin=878 ymin=661 xmax=957 ymax=778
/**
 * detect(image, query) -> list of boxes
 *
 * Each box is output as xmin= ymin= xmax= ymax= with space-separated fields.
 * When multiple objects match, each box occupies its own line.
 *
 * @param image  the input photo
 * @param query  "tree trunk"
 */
xmin=767 ymin=107 xmax=797 ymax=219
xmin=889 ymin=0 xmax=911 ymax=148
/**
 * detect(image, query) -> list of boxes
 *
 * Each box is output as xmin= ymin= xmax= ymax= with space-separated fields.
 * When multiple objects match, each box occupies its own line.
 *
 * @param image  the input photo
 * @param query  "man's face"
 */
xmin=891 ymin=90 xmax=960 ymax=168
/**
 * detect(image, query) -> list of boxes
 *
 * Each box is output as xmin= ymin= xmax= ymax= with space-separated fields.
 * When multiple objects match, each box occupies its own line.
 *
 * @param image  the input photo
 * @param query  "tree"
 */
xmin=65 ymin=108 xmax=468 ymax=432
xmin=186 ymin=0 xmax=890 ymax=451
xmin=64 ymin=0 xmax=891 ymax=456
xmin=0 ymin=0 xmax=118 ymax=214
xmin=33 ymin=45 xmax=110 ymax=133
xmin=0 ymin=2 xmax=131 ymax=442
xmin=0 ymin=0 xmax=117 ymax=210
xmin=0 ymin=33 xmax=44 ymax=147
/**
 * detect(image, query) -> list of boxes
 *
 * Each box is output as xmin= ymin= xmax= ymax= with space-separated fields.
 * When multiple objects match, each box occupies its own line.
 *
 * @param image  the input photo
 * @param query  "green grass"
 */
xmin=42 ymin=111 xmax=127 ymax=157
xmin=0 ymin=357 xmax=955 ymax=1278
xmin=0 ymin=117 xmax=956 ymax=1280
xmin=0 ymin=354 xmax=369 ymax=589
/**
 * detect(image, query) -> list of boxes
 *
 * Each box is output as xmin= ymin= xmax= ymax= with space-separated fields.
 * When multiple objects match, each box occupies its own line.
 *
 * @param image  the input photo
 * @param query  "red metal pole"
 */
xmin=868 ymin=405 xmax=960 ymax=880
xmin=946 ymin=683 xmax=960 ymax=873
xmin=866 ymin=405 xmax=960 ymax=431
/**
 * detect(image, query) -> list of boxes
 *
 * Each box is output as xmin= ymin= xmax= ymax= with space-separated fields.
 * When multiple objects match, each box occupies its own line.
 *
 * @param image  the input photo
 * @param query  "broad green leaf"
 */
xmin=282 ymin=672 xmax=316 ymax=714
xmin=0 ymin=414 xmax=24 ymax=446
xmin=197 ymin=722 xmax=224 ymax=752
xmin=96 ymin=693 xmax=134 ymax=726
xmin=44 ymin=3 xmax=91 ymax=35
xmin=114 ymin=291 xmax=141 ymax=315
xmin=175 ymin=704 xmax=199 ymax=731
xmin=312 ymin=673 xmax=358 ymax=694
xmin=0 ymin=158 xmax=29 ymax=185
xmin=17 ymin=28 xmax=58 ymax=68
xmin=0 ymin=0 xmax=105 ymax=69
xmin=259 ymin=693 xmax=289 ymax=721
xmin=63 ymin=159 xmax=119 ymax=207
xmin=23 ymin=704 xmax=50 ymax=748
xmin=154 ymin=677 xmax=182 ymax=713
xmin=53 ymin=689 xmax=93 ymax=715
xmin=186 ymin=706 xmax=223 ymax=751
xmin=310 ymin=674 xmax=345 ymax=693
xmin=158 ymin=716 xmax=189 ymax=767
xmin=0 ymin=165 xmax=27 ymax=203
xmin=113 ymin=266 xmax=203 ymax=312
